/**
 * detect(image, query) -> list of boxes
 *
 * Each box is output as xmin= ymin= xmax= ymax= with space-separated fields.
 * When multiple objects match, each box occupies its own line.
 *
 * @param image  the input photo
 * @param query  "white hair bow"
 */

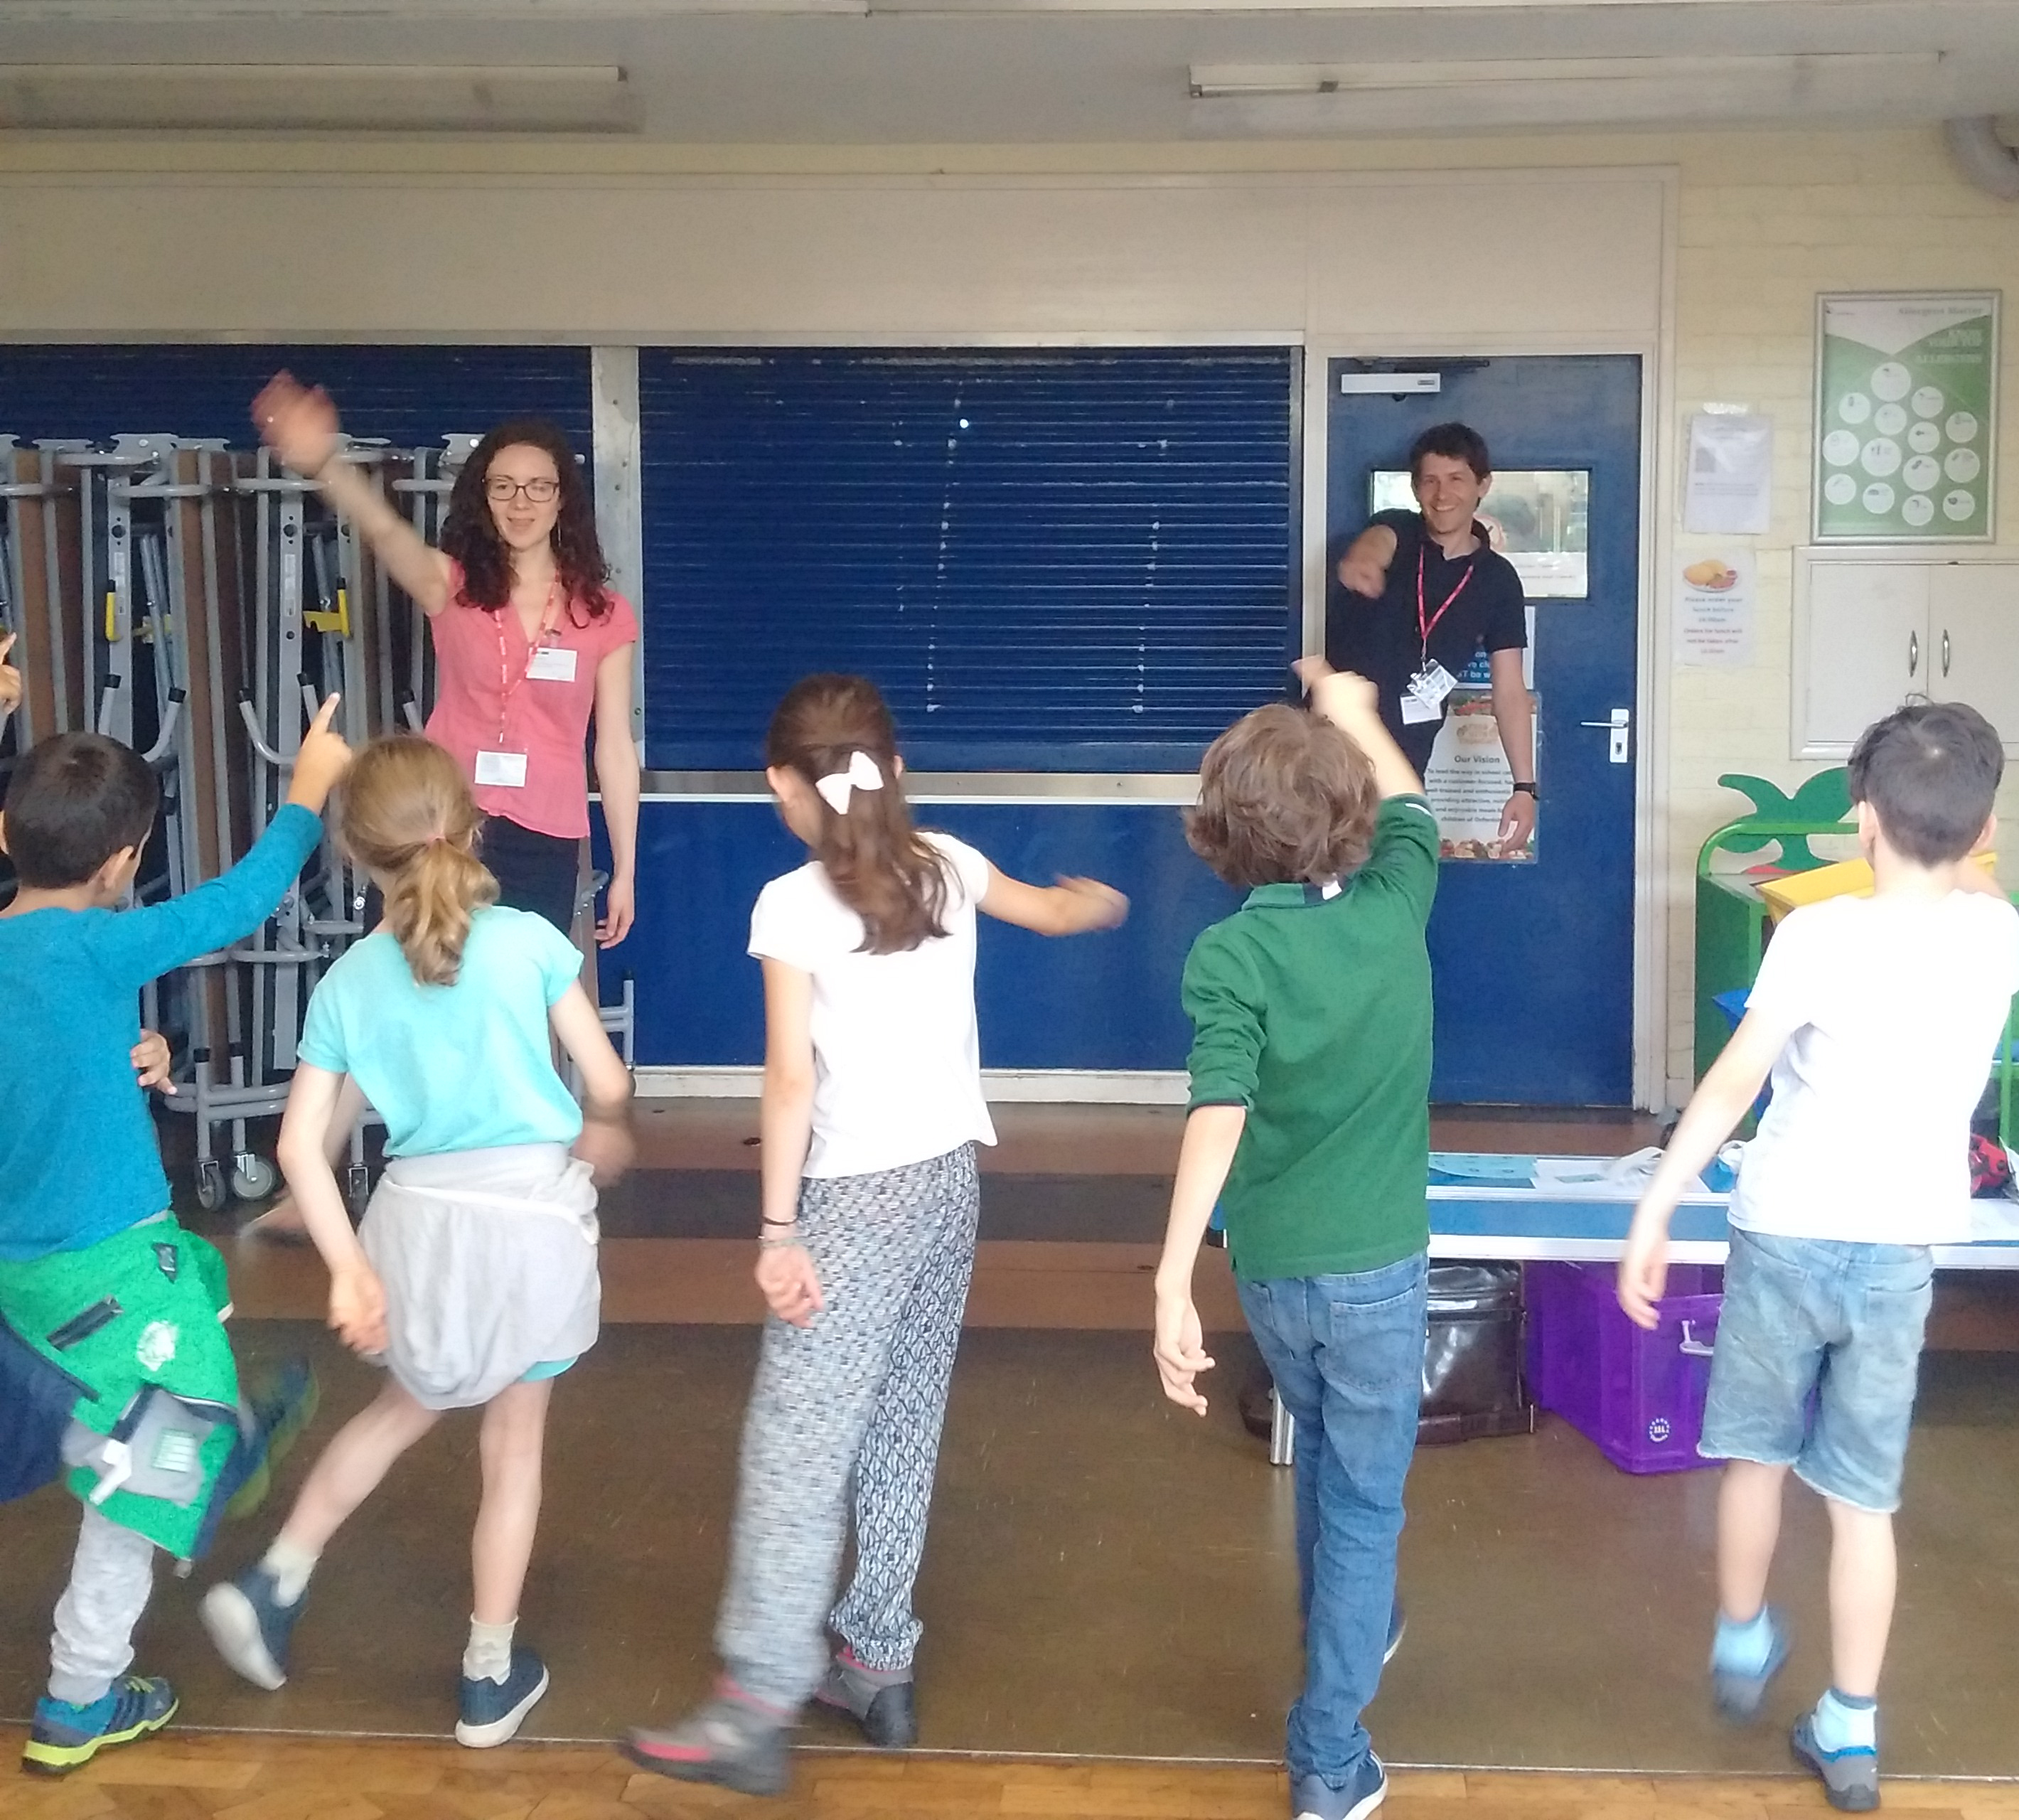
xmin=815 ymin=749 xmax=885 ymax=815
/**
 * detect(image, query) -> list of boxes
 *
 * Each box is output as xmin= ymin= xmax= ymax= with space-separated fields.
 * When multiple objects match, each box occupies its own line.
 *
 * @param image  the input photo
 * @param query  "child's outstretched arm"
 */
xmin=1618 ymin=1010 xmax=1786 ymax=1330
xmin=277 ymin=1064 xmax=386 ymax=1355
xmin=1152 ymin=1105 xmax=1246 ymax=1415
xmin=95 ymin=694 xmax=353 ymax=990
xmin=978 ymin=867 xmax=1128 ymax=936
xmin=550 ymin=982 xmax=635 ymax=1183
xmin=1295 ymin=657 xmax=1423 ymax=800
xmin=753 ymin=958 xmax=823 ymax=1328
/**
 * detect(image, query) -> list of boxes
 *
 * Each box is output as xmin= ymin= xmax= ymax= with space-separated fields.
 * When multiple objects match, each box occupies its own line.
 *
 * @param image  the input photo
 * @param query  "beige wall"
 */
xmin=3 ymin=124 xmax=2015 ymax=1107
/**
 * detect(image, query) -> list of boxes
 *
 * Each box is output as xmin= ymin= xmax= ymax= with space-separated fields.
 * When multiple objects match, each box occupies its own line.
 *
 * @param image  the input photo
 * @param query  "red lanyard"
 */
xmin=1416 ymin=540 xmax=1476 ymax=664
xmin=493 ymin=579 xmax=562 ymax=745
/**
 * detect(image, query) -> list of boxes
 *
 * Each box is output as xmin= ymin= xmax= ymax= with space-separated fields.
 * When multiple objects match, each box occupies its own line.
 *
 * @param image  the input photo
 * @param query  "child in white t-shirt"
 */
xmin=624 ymin=673 xmax=1127 ymax=1797
xmin=1622 ymin=700 xmax=2019 ymax=1814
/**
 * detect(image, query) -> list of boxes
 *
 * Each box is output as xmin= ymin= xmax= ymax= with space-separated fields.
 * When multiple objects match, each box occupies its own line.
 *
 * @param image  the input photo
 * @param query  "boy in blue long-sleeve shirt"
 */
xmin=0 ymin=697 xmax=351 ymax=1774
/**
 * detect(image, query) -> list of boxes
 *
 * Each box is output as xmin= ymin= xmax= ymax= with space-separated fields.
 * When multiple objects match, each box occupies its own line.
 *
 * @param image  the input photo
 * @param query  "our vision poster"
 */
xmin=1814 ymin=291 xmax=1998 ymax=542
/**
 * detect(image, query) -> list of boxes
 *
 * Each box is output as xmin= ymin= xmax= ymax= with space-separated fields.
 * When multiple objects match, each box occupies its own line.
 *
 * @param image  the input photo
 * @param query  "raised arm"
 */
xmin=1295 ymin=658 xmax=1423 ymax=799
xmin=253 ymin=373 xmax=454 ymax=616
xmin=978 ymin=866 xmax=1128 ymax=937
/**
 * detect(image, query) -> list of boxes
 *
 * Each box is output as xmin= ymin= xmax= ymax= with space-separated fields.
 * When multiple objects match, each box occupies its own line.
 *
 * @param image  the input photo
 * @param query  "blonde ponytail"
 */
xmin=337 ymin=736 xmax=499 ymax=986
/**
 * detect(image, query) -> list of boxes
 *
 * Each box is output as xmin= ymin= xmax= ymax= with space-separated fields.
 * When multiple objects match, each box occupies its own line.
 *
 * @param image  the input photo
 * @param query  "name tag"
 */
xmin=475 ymin=750 xmax=529 ymax=788
xmin=1399 ymin=692 xmax=1445 ymax=725
xmin=527 ymin=646 xmax=577 ymax=683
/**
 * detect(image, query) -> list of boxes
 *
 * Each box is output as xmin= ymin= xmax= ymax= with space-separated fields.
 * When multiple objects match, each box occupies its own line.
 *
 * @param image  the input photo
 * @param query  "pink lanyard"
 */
xmin=493 ymin=579 xmax=563 ymax=746
xmin=1416 ymin=542 xmax=1476 ymax=667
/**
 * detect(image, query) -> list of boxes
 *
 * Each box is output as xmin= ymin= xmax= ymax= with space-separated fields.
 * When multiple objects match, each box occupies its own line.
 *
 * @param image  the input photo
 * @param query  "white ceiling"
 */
xmin=0 ymin=0 xmax=2015 ymax=141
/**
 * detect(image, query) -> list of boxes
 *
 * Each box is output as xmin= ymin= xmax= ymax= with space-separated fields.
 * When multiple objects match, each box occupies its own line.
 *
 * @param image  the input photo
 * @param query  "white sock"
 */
xmin=260 ymin=1536 xmax=320 ymax=1605
xmin=464 ymin=1616 xmax=517 ymax=1684
xmin=1813 ymin=1687 xmax=1878 ymax=1753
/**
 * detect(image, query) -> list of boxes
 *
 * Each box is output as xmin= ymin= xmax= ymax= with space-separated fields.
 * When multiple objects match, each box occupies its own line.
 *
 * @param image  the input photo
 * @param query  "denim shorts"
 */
xmin=1700 ymin=1226 xmax=1934 ymax=1514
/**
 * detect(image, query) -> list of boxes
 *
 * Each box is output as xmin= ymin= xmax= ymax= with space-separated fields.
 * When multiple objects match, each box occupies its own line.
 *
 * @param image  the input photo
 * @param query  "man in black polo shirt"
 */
xmin=1326 ymin=422 xmax=1537 ymax=853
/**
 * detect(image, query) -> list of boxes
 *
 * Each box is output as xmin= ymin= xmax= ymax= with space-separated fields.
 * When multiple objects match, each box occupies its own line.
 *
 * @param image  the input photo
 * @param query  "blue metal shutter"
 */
xmin=0 ymin=345 xmax=592 ymax=449
xmin=639 ymin=348 xmax=1297 ymax=771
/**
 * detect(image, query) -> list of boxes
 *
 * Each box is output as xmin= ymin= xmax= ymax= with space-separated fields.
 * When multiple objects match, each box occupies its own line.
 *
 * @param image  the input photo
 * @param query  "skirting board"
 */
xmin=634 ymin=1066 xmax=1190 ymax=1106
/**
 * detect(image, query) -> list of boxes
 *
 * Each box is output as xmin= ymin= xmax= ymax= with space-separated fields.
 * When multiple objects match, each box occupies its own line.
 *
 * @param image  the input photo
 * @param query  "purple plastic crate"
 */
xmin=1525 ymin=1262 xmax=1723 ymax=1474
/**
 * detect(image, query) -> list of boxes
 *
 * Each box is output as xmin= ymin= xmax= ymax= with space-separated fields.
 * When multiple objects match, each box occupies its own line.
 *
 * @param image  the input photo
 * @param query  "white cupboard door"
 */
xmin=1930 ymin=564 xmax=2019 ymax=744
xmin=1801 ymin=560 xmax=1927 ymax=753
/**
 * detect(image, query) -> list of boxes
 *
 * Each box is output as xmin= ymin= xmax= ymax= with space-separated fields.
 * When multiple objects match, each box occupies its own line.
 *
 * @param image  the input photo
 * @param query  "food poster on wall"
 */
xmin=1815 ymin=292 xmax=1998 ymax=542
xmin=1424 ymin=693 xmax=1536 ymax=863
xmin=1675 ymin=550 xmax=1756 ymax=667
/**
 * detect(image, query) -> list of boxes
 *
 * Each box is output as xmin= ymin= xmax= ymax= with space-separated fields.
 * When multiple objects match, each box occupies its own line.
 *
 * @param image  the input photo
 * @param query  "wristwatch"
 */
xmin=1510 ymin=781 xmax=1538 ymax=798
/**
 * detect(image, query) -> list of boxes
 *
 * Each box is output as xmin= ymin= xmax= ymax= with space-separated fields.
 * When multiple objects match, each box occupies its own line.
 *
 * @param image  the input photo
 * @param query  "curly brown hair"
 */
xmin=767 ymin=675 xmax=950 ymax=956
xmin=439 ymin=417 xmax=614 ymax=623
xmin=1185 ymin=703 xmax=1378 ymax=888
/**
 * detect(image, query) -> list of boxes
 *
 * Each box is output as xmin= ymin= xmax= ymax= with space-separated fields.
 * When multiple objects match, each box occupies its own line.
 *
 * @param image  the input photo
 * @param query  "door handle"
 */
xmin=1579 ymin=707 xmax=1631 ymax=765
xmin=1909 ymin=630 xmax=1919 ymax=678
xmin=1942 ymin=628 xmax=1951 ymax=678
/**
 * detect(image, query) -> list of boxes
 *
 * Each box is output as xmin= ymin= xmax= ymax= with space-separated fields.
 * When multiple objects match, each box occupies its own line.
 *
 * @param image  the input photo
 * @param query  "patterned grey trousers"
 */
xmin=717 ymin=1143 xmax=980 ymax=1711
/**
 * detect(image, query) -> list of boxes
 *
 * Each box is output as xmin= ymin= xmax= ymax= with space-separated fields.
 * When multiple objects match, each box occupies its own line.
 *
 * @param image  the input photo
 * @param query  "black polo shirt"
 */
xmin=1324 ymin=508 xmax=1527 ymax=768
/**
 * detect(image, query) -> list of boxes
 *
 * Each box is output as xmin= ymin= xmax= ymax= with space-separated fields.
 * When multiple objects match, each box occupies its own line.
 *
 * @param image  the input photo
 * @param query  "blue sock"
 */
xmin=1711 ymin=1608 xmax=1779 ymax=1675
xmin=1811 ymin=1688 xmax=1878 ymax=1755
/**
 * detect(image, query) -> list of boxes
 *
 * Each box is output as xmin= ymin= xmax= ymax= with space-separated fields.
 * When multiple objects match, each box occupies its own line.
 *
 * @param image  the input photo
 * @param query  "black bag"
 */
xmin=1417 ymin=1262 xmax=1533 ymax=1445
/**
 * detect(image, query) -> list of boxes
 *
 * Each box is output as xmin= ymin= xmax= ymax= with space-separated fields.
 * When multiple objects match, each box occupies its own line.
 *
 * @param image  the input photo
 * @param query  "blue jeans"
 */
xmin=1238 ymin=1251 xmax=1428 ymax=1786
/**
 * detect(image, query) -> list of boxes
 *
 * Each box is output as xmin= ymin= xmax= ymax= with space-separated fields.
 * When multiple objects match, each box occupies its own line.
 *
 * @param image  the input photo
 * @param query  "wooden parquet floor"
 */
xmin=2 ymin=1735 xmax=2017 ymax=1820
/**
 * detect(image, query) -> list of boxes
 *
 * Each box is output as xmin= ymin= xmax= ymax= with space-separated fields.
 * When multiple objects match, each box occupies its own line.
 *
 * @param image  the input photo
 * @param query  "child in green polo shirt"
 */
xmin=1154 ymin=660 xmax=1437 ymax=1820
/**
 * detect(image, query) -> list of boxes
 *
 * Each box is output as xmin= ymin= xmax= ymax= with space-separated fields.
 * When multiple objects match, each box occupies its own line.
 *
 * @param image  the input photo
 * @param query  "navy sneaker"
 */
xmin=623 ymin=1688 xmax=793 ymax=1796
xmin=1710 ymin=1606 xmax=1790 ymax=1722
xmin=22 ymin=1675 xmax=178 ymax=1776
xmin=457 ymin=1646 xmax=550 ymax=1748
xmin=1792 ymin=1713 xmax=1880 ymax=1812
xmin=200 ymin=1564 xmax=306 ymax=1691
xmin=814 ymin=1650 xmax=917 ymax=1747
xmin=222 ymin=1359 xmax=320 ymax=1523
xmin=1290 ymin=1752 xmax=1388 ymax=1820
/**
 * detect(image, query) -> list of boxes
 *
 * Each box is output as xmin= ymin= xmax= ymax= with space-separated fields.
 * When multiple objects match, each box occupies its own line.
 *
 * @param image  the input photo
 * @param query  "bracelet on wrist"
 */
xmin=760 ymin=1214 xmax=798 ymax=1228
xmin=758 ymin=1232 xmax=801 ymax=1250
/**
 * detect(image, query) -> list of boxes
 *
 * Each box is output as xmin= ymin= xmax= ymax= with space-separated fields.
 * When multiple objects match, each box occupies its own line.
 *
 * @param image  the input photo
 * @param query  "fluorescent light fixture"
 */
xmin=0 ymin=63 xmax=641 ymax=132
xmin=1190 ymin=54 xmax=1939 ymax=100
xmin=1189 ymin=52 xmax=1948 ymax=133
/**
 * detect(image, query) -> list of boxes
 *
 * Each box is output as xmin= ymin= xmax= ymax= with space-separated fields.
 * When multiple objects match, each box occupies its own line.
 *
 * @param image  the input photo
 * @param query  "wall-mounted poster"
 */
xmin=1424 ymin=693 xmax=1537 ymax=863
xmin=1814 ymin=291 xmax=1998 ymax=542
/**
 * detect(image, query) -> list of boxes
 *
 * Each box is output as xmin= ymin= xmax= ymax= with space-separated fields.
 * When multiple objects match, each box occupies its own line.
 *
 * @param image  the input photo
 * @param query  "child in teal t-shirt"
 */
xmin=202 ymin=734 xmax=633 ymax=1752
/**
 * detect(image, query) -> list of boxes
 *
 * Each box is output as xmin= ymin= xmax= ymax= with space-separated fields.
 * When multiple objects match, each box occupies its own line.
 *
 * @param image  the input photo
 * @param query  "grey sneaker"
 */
xmin=623 ymin=1689 xmax=792 ymax=1797
xmin=814 ymin=1651 xmax=917 ymax=1748
xmin=1792 ymin=1713 xmax=1880 ymax=1812
xmin=1710 ymin=1606 xmax=1789 ymax=1722
xmin=1290 ymin=1752 xmax=1386 ymax=1820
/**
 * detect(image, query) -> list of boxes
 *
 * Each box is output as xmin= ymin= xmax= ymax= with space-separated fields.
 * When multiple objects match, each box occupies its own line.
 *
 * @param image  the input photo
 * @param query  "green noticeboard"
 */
xmin=1814 ymin=291 xmax=1999 ymax=542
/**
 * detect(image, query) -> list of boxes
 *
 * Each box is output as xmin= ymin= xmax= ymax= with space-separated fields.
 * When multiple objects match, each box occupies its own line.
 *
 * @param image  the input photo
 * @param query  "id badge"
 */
xmin=1399 ymin=691 xmax=1444 ymax=725
xmin=526 ymin=646 xmax=577 ymax=682
xmin=475 ymin=750 xmax=529 ymax=788
xmin=1409 ymin=660 xmax=1457 ymax=707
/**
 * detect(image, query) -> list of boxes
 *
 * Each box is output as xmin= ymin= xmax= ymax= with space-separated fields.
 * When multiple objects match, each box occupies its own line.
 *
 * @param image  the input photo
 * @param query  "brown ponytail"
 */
xmin=766 ymin=675 xmax=948 ymax=955
xmin=336 ymin=736 xmax=498 ymax=986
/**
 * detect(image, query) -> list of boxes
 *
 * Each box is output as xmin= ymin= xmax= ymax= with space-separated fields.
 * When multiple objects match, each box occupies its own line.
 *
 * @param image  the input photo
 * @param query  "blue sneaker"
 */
xmin=1290 ymin=1752 xmax=1387 ymax=1820
xmin=200 ymin=1564 xmax=306 ymax=1691
xmin=221 ymin=1359 xmax=320 ymax=1523
xmin=22 ymin=1675 xmax=178 ymax=1775
xmin=1792 ymin=1713 xmax=1880 ymax=1812
xmin=1710 ymin=1606 xmax=1789 ymax=1722
xmin=457 ymin=1646 xmax=550 ymax=1748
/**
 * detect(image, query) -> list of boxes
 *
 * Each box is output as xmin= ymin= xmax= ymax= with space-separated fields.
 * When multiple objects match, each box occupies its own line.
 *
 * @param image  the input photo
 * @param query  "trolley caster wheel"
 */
xmin=230 ymin=1155 xmax=278 ymax=1201
xmin=195 ymin=1159 xmax=228 ymax=1214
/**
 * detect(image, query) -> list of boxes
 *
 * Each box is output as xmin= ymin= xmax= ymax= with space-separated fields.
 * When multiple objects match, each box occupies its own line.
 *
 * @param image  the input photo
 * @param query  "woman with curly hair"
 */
xmin=250 ymin=373 xmax=640 ymax=946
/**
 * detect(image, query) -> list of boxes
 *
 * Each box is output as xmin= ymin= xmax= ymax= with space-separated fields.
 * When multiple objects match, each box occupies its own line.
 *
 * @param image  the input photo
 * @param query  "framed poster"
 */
xmin=1814 ymin=291 xmax=1998 ymax=542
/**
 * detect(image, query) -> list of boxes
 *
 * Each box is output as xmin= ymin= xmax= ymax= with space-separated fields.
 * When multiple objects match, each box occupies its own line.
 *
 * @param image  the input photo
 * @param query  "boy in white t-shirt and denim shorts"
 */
xmin=1622 ymin=700 xmax=2019 ymax=1814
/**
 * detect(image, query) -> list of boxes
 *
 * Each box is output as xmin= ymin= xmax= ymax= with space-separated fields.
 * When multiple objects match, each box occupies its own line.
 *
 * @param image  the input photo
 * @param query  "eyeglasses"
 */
xmin=484 ymin=476 xmax=560 ymax=504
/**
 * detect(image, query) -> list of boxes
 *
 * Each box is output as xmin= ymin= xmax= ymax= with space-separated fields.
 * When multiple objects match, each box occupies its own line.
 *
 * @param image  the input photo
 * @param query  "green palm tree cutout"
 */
xmin=1713 ymin=769 xmax=1852 ymax=869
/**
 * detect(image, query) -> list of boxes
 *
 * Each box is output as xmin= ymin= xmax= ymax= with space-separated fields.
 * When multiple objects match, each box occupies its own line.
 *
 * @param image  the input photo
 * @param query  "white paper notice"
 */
xmin=1683 ymin=411 xmax=1774 ymax=535
xmin=1423 ymin=694 xmax=1536 ymax=862
xmin=1675 ymin=550 xmax=1757 ymax=668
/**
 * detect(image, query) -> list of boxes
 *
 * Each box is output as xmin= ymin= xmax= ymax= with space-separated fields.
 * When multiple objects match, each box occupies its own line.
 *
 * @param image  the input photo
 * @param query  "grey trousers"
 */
xmin=717 ymin=1144 xmax=979 ymax=1710
xmin=48 ymin=1505 xmax=156 ymax=1705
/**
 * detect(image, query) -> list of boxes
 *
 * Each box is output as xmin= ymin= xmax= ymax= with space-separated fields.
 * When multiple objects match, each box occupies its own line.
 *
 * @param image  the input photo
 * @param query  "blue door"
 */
xmin=1327 ymin=356 xmax=1642 ymax=1105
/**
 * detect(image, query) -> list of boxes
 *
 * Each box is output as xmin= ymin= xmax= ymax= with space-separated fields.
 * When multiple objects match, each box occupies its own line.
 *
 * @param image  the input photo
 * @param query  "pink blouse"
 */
xmin=424 ymin=560 xmax=638 ymax=840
